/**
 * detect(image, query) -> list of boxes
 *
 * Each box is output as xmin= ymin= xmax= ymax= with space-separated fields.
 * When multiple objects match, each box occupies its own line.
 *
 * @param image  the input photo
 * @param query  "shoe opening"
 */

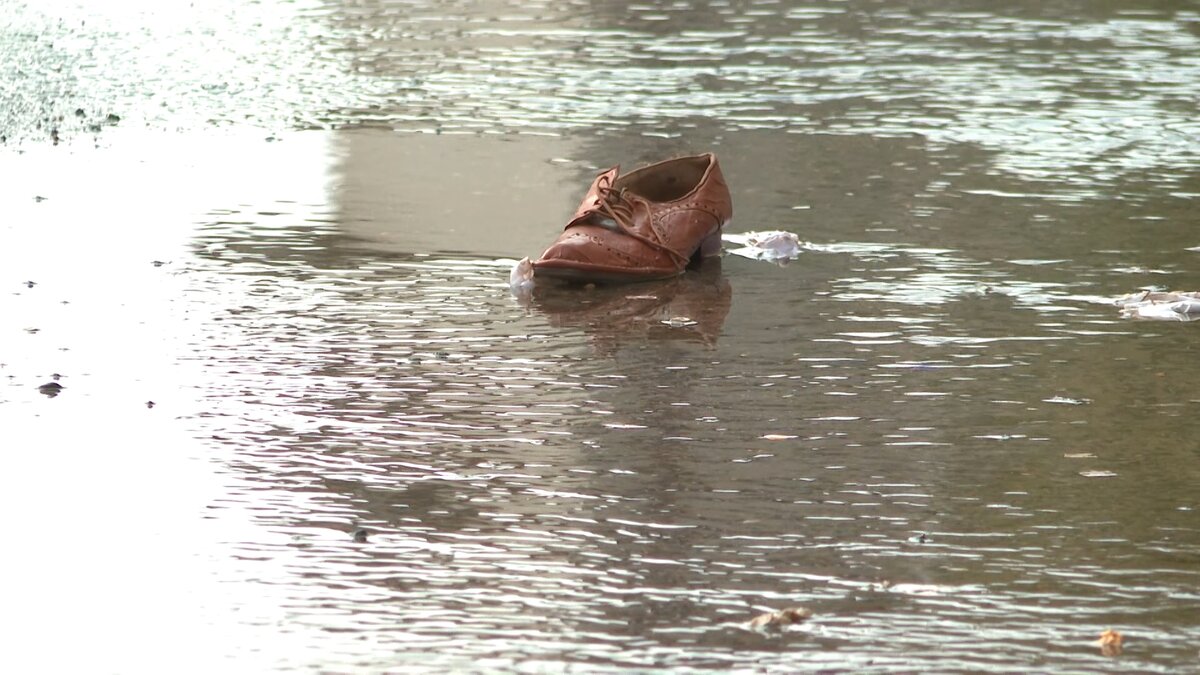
xmin=620 ymin=155 xmax=711 ymax=202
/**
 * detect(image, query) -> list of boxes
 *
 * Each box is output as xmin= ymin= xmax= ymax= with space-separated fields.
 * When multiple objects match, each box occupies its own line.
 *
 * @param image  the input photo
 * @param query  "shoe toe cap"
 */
xmin=535 ymin=233 xmax=605 ymax=266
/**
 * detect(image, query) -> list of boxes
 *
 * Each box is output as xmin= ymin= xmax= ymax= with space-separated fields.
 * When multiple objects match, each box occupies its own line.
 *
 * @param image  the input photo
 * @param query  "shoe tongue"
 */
xmin=567 ymin=167 xmax=621 ymax=226
xmin=590 ymin=167 xmax=619 ymax=195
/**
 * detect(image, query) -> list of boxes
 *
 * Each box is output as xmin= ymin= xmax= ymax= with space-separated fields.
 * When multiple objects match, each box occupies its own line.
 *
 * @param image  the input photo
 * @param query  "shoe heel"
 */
xmin=698 ymin=230 xmax=723 ymax=258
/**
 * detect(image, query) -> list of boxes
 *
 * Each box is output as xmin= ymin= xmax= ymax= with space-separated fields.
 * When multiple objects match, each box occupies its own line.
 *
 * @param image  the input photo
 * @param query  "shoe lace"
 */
xmin=593 ymin=176 xmax=636 ymax=232
xmin=591 ymin=175 xmax=690 ymax=268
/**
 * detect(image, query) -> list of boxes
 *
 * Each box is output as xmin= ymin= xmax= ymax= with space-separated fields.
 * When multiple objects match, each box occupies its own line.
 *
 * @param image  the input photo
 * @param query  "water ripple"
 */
xmin=6 ymin=1 xmax=1199 ymax=189
xmin=4 ymin=2 xmax=1200 ymax=671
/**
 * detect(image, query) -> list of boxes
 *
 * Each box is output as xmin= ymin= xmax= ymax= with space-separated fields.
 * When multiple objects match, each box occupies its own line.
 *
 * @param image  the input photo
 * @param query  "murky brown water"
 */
xmin=3 ymin=0 xmax=1199 ymax=672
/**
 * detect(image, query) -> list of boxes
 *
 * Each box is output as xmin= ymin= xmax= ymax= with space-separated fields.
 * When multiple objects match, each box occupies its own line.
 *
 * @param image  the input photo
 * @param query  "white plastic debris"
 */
xmin=509 ymin=257 xmax=535 ymax=296
xmin=722 ymin=230 xmax=804 ymax=263
xmin=1116 ymin=290 xmax=1200 ymax=321
xmin=661 ymin=316 xmax=697 ymax=328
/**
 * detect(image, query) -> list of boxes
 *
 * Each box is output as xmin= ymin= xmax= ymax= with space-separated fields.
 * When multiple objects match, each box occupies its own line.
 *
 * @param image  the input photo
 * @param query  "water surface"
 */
xmin=2 ymin=0 xmax=1199 ymax=671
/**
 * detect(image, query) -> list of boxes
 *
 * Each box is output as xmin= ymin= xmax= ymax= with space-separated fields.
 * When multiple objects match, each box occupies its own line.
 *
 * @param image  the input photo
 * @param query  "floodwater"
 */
xmin=2 ymin=0 xmax=1199 ymax=671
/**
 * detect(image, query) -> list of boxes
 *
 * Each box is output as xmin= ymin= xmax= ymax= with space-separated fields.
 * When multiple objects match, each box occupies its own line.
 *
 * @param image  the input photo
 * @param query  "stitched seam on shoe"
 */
xmin=658 ymin=203 xmax=725 ymax=217
xmin=592 ymin=237 xmax=643 ymax=266
xmin=566 ymin=231 xmax=664 ymax=268
xmin=654 ymin=208 xmax=721 ymax=253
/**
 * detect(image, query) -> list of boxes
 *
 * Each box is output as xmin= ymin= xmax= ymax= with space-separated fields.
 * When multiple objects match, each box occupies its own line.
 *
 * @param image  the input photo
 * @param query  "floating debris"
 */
xmin=1117 ymin=290 xmax=1200 ymax=321
xmin=352 ymin=528 xmax=370 ymax=543
xmin=509 ymin=257 xmax=534 ymax=296
xmin=749 ymin=607 xmax=812 ymax=630
xmin=661 ymin=316 xmax=697 ymax=328
xmin=1063 ymin=452 xmax=1096 ymax=459
xmin=760 ymin=433 xmax=797 ymax=440
xmin=1044 ymin=396 xmax=1089 ymax=405
xmin=723 ymin=230 xmax=805 ymax=264
xmin=1079 ymin=470 xmax=1118 ymax=478
xmin=1095 ymin=628 xmax=1123 ymax=656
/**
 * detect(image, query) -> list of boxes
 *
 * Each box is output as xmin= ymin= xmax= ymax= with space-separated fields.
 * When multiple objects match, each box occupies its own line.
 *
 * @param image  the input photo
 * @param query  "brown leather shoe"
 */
xmin=532 ymin=153 xmax=732 ymax=283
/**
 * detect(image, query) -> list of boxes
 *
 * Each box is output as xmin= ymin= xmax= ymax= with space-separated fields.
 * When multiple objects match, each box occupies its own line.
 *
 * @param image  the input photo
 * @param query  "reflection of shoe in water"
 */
xmin=524 ymin=260 xmax=731 ymax=351
xmin=532 ymin=153 xmax=733 ymax=283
